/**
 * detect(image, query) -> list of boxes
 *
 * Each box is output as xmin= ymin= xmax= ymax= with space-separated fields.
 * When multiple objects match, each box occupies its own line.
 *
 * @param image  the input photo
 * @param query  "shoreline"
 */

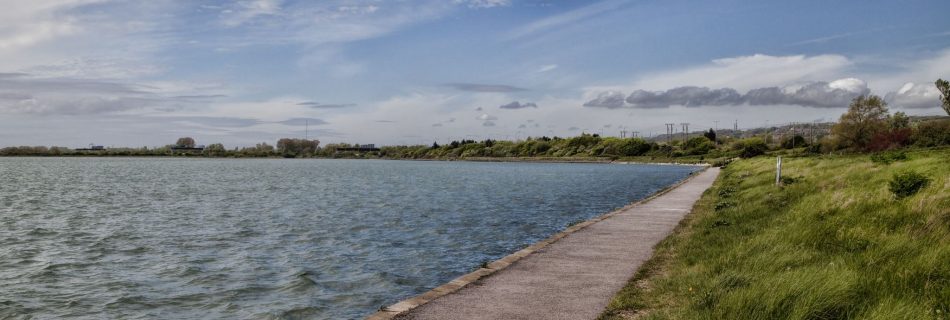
xmin=367 ymin=166 xmax=711 ymax=319
xmin=0 ymin=155 xmax=712 ymax=166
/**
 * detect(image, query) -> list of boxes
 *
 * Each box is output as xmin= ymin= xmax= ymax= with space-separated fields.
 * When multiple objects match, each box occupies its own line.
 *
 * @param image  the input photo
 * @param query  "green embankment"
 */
xmin=602 ymin=148 xmax=950 ymax=319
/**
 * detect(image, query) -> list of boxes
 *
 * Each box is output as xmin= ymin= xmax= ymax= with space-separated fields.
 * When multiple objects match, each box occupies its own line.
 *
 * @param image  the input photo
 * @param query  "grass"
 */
xmin=600 ymin=147 xmax=950 ymax=320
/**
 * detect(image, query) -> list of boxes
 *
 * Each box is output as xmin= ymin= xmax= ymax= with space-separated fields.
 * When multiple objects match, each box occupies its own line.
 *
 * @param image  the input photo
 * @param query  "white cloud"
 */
xmin=220 ymin=0 xmax=283 ymax=27
xmin=885 ymin=82 xmax=942 ymax=109
xmin=455 ymin=0 xmax=511 ymax=8
xmin=586 ymin=54 xmax=853 ymax=95
xmin=507 ymin=0 xmax=627 ymax=40
xmin=537 ymin=64 xmax=558 ymax=73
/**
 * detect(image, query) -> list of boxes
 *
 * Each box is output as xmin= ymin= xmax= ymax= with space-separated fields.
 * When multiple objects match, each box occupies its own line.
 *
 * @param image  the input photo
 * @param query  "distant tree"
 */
xmin=912 ymin=119 xmax=950 ymax=147
xmin=936 ymin=79 xmax=950 ymax=116
xmin=703 ymin=129 xmax=717 ymax=142
xmin=780 ymin=135 xmax=807 ymax=149
xmin=733 ymin=138 xmax=768 ymax=158
xmin=831 ymin=95 xmax=890 ymax=150
xmin=175 ymin=137 xmax=196 ymax=148
xmin=684 ymin=136 xmax=715 ymax=155
xmin=431 ymin=141 xmax=440 ymax=149
xmin=277 ymin=138 xmax=320 ymax=157
xmin=256 ymin=142 xmax=274 ymax=152
xmin=204 ymin=143 xmax=226 ymax=156
xmin=890 ymin=111 xmax=910 ymax=129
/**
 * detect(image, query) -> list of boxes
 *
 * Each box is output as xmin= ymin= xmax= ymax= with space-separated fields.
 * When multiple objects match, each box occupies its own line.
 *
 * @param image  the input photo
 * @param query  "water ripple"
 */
xmin=0 ymin=158 xmax=697 ymax=319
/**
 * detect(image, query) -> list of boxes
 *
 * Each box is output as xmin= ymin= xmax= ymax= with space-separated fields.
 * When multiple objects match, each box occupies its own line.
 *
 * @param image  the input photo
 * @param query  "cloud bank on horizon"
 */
xmin=0 ymin=0 xmax=949 ymax=147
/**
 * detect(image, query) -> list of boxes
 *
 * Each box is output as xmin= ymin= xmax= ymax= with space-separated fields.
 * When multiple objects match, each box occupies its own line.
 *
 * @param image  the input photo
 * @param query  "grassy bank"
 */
xmin=601 ymin=148 xmax=949 ymax=319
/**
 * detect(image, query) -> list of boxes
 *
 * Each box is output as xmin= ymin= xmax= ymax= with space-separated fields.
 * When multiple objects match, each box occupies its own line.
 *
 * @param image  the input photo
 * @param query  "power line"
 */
xmin=664 ymin=123 xmax=675 ymax=144
xmin=680 ymin=123 xmax=690 ymax=142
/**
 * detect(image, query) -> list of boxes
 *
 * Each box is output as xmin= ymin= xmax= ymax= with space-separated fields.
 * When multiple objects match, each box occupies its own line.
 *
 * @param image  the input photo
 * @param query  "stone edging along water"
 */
xmin=365 ymin=165 xmax=711 ymax=320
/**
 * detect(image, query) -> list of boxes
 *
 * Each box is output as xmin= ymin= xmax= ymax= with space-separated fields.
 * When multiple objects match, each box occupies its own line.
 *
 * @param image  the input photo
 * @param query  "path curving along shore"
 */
xmin=369 ymin=167 xmax=720 ymax=320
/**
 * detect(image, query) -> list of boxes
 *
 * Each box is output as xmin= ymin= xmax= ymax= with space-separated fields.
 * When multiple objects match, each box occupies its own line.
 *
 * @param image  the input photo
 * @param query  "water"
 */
xmin=0 ymin=157 xmax=698 ymax=319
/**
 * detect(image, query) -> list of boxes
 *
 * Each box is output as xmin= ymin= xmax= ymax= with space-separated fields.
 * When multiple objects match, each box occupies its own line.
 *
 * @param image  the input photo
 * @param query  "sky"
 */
xmin=1 ymin=0 xmax=950 ymax=147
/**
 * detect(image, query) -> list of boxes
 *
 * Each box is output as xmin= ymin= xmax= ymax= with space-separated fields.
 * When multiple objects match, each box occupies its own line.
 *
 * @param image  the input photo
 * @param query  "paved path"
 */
xmin=396 ymin=167 xmax=720 ymax=320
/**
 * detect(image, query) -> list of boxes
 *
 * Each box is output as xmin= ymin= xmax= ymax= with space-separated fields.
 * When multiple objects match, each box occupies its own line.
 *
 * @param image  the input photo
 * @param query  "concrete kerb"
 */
xmin=365 ymin=165 xmax=710 ymax=319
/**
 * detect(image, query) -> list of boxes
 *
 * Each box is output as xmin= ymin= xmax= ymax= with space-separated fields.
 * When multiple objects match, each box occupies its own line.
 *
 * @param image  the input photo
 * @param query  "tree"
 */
xmin=175 ymin=137 xmax=196 ymax=148
xmin=890 ymin=111 xmax=910 ymax=129
xmin=831 ymin=95 xmax=890 ymax=150
xmin=684 ymin=136 xmax=714 ymax=155
xmin=204 ymin=143 xmax=226 ymax=156
xmin=703 ymin=129 xmax=716 ymax=142
xmin=276 ymin=138 xmax=320 ymax=157
xmin=781 ymin=135 xmax=806 ymax=149
xmin=431 ymin=141 xmax=440 ymax=149
xmin=936 ymin=79 xmax=950 ymax=116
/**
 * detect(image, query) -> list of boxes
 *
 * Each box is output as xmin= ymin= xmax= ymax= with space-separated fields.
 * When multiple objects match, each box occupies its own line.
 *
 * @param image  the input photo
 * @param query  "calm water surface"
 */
xmin=0 ymin=158 xmax=698 ymax=319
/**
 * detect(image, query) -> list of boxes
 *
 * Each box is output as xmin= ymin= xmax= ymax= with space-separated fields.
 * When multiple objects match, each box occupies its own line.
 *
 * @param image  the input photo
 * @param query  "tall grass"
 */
xmin=602 ymin=148 xmax=950 ymax=319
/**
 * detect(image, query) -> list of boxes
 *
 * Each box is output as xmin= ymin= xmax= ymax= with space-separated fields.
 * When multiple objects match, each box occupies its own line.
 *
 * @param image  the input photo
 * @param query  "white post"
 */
xmin=775 ymin=156 xmax=782 ymax=186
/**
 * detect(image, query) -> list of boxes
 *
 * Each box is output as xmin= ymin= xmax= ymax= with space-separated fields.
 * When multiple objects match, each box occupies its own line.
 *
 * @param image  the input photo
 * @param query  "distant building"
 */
xmin=76 ymin=145 xmax=105 ymax=151
xmin=170 ymin=145 xmax=205 ymax=152
xmin=336 ymin=144 xmax=380 ymax=152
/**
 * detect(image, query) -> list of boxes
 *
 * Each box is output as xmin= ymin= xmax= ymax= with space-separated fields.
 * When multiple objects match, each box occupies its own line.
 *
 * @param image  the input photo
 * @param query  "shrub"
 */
xmin=780 ymin=135 xmax=807 ymax=149
xmin=912 ymin=119 xmax=950 ymax=147
xmin=733 ymin=138 xmax=768 ymax=158
xmin=869 ymin=150 xmax=907 ymax=164
xmin=684 ymin=137 xmax=715 ymax=155
xmin=866 ymin=128 xmax=913 ymax=151
xmin=888 ymin=171 xmax=930 ymax=198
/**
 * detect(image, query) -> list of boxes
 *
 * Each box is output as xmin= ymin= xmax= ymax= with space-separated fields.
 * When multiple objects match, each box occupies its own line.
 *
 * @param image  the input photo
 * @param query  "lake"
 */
xmin=0 ymin=158 xmax=699 ymax=319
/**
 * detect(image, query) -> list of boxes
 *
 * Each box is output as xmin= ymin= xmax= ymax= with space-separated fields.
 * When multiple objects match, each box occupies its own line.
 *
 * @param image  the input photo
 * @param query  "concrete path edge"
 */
xmin=365 ymin=165 xmax=711 ymax=320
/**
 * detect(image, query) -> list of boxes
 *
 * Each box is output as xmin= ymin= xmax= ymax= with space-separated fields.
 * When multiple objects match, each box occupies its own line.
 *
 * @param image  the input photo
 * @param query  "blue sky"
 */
xmin=1 ymin=0 xmax=949 ymax=147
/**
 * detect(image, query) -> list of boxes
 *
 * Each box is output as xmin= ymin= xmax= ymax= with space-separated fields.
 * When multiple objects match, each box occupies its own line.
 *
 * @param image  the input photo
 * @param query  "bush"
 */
xmin=733 ymin=138 xmax=768 ymax=158
xmin=888 ymin=171 xmax=930 ymax=198
xmin=684 ymin=137 xmax=715 ymax=155
xmin=912 ymin=119 xmax=950 ymax=147
xmin=869 ymin=150 xmax=907 ymax=164
xmin=780 ymin=135 xmax=807 ymax=149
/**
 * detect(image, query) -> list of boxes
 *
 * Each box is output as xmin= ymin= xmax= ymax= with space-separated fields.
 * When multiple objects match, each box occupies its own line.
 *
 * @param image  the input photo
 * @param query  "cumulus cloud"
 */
xmin=625 ymin=87 xmax=743 ymax=108
xmin=499 ymin=101 xmax=538 ymax=109
xmin=582 ymin=91 xmax=626 ymax=108
xmin=744 ymin=79 xmax=869 ymax=108
xmin=884 ymin=82 xmax=942 ymax=109
xmin=585 ymin=78 xmax=871 ymax=109
xmin=446 ymin=83 xmax=527 ymax=92
xmin=482 ymin=120 xmax=496 ymax=127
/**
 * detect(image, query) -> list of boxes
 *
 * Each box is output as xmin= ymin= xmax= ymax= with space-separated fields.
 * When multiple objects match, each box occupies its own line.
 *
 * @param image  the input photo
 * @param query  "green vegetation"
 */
xmin=869 ymin=150 xmax=907 ymax=164
xmin=600 ymin=148 xmax=950 ymax=319
xmin=937 ymin=79 xmax=950 ymax=116
xmin=889 ymin=171 xmax=931 ymax=199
